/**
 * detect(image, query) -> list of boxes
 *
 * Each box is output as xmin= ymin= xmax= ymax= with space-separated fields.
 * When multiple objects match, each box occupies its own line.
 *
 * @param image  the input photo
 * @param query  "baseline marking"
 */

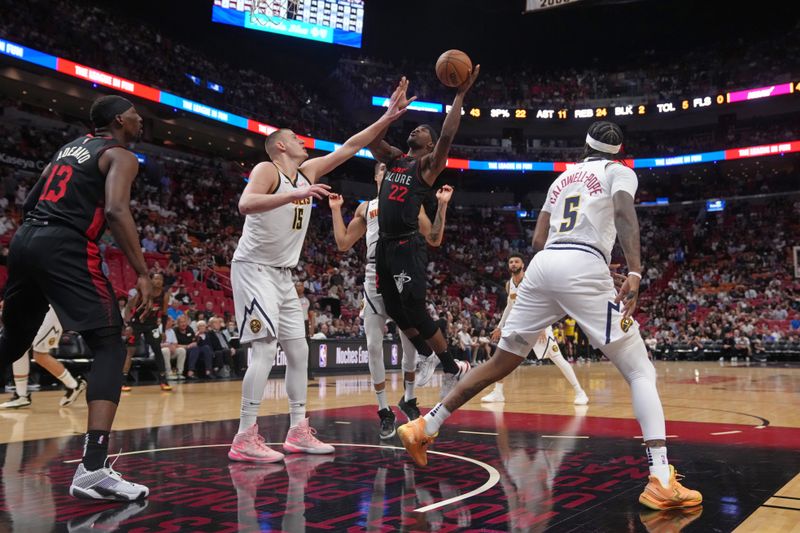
xmin=64 ymin=442 xmax=500 ymax=514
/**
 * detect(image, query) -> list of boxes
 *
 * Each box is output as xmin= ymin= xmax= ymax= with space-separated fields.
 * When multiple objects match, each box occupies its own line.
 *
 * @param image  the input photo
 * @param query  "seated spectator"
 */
xmin=160 ymin=316 xmax=186 ymax=379
xmin=207 ymin=316 xmax=246 ymax=376
xmin=174 ymin=315 xmax=213 ymax=379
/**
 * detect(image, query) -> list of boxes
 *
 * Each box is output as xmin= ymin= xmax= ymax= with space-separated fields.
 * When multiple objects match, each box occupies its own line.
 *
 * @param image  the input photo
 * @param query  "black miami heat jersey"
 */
xmin=377 ymin=154 xmax=431 ymax=237
xmin=26 ymin=135 xmax=129 ymax=242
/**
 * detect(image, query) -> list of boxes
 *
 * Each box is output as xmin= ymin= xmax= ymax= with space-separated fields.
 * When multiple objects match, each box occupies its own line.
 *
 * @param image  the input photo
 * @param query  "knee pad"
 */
xmin=82 ymin=327 xmax=125 ymax=404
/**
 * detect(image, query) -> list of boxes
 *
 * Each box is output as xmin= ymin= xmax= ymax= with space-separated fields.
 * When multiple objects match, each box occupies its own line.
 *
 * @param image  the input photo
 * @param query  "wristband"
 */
xmin=628 ymin=271 xmax=642 ymax=279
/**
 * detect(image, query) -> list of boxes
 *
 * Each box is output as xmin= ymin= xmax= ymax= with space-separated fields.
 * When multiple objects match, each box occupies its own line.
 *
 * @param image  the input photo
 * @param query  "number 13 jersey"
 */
xmin=233 ymin=165 xmax=312 ymax=268
xmin=26 ymin=134 xmax=127 ymax=242
xmin=541 ymin=158 xmax=638 ymax=263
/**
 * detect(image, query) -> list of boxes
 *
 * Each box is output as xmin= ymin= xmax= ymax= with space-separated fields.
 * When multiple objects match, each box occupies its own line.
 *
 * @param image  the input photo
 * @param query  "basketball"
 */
xmin=435 ymin=49 xmax=472 ymax=87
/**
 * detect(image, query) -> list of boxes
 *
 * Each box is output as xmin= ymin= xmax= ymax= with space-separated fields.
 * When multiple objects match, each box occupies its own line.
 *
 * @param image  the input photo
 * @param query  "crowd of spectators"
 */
xmin=337 ymin=18 xmax=800 ymax=110
xmin=0 ymin=0 xmax=347 ymax=140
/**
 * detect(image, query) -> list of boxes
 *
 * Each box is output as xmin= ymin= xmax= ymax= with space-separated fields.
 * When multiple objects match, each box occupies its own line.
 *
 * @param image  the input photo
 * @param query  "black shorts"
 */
xmin=376 ymin=234 xmax=428 ymax=302
xmin=4 ymin=223 xmax=122 ymax=332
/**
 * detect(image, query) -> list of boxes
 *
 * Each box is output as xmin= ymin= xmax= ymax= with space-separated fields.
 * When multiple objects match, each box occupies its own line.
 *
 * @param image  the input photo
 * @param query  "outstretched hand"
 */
xmin=293 ymin=183 xmax=331 ymax=201
xmin=383 ymin=77 xmax=418 ymax=121
xmin=457 ymin=64 xmax=481 ymax=95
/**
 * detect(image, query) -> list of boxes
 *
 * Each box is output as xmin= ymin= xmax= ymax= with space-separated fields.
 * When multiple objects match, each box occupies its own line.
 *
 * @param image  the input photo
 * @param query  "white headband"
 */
xmin=586 ymin=133 xmax=621 ymax=154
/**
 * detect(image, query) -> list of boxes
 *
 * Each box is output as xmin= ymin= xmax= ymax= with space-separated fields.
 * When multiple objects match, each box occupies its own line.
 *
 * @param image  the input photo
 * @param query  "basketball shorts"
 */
xmin=376 ymin=235 xmax=427 ymax=301
xmin=4 ymin=223 xmax=122 ymax=333
xmin=531 ymin=326 xmax=561 ymax=360
xmin=362 ymin=273 xmax=388 ymax=321
xmin=231 ymin=260 xmax=305 ymax=344
xmin=499 ymin=247 xmax=639 ymax=358
xmin=32 ymin=306 xmax=63 ymax=353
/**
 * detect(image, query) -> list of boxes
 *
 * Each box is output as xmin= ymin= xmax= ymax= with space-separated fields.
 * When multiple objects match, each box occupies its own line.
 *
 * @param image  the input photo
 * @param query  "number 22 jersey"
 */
xmin=541 ymin=158 xmax=638 ymax=263
xmin=26 ymin=134 xmax=128 ymax=242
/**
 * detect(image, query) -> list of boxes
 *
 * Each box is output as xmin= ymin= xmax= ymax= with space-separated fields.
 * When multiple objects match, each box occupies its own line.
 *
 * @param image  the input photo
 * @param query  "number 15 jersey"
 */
xmin=26 ymin=134 xmax=128 ymax=242
xmin=233 ymin=165 xmax=312 ymax=268
xmin=541 ymin=158 xmax=638 ymax=263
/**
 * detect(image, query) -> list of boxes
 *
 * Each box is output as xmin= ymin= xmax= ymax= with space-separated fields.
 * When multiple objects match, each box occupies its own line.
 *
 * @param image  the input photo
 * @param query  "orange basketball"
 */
xmin=435 ymin=49 xmax=472 ymax=88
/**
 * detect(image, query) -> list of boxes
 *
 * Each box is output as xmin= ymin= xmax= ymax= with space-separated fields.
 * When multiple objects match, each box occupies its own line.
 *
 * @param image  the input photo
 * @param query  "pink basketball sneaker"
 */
xmin=283 ymin=418 xmax=335 ymax=454
xmin=228 ymin=424 xmax=285 ymax=463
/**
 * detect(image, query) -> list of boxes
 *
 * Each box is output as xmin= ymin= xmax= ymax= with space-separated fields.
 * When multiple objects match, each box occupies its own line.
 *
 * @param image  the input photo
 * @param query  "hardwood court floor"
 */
xmin=0 ymin=360 xmax=798 ymax=531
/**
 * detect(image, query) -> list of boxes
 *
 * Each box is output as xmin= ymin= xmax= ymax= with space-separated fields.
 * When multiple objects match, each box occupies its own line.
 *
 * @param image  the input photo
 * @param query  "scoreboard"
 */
xmin=212 ymin=0 xmax=364 ymax=48
xmin=372 ymin=81 xmax=800 ymax=122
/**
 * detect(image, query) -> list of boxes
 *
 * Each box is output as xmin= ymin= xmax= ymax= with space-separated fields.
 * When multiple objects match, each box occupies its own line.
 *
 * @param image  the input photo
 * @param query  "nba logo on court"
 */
xmin=391 ymin=344 xmax=398 ymax=365
xmin=319 ymin=344 xmax=327 ymax=368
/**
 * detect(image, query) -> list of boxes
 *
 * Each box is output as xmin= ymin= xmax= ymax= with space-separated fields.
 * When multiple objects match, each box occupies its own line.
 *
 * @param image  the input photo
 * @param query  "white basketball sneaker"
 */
xmin=573 ymin=390 xmax=589 ymax=405
xmin=70 ymin=460 xmax=149 ymax=501
xmin=481 ymin=385 xmax=505 ymax=403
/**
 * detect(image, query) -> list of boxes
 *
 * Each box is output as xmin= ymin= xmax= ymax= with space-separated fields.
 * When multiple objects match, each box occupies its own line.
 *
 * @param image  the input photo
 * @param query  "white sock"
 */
xmin=647 ymin=446 xmax=670 ymax=487
xmin=289 ymin=403 xmax=305 ymax=428
xmin=375 ymin=388 xmax=389 ymax=410
xmin=404 ymin=380 xmax=415 ymax=402
xmin=14 ymin=375 xmax=28 ymax=398
xmin=551 ymin=352 xmax=582 ymax=391
xmin=58 ymin=369 xmax=78 ymax=390
xmin=239 ymin=398 xmax=260 ymax=434
xmin=423 ymin=403 xmax=450 ymax=436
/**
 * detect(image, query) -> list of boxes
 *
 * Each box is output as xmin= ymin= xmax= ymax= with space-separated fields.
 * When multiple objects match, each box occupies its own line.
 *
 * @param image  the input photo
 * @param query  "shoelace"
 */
xmin=297 ymin=425 xmax=322 ymax=444
xmin=103 ymin=450 xmax=125 ymax=482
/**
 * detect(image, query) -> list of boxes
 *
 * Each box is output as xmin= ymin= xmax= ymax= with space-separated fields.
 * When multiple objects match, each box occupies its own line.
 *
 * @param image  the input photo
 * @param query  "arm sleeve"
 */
xmin=608 ymin=163 xmax=638 ymax=198
xmin=497 ymin=300 xmax=514 ymax=329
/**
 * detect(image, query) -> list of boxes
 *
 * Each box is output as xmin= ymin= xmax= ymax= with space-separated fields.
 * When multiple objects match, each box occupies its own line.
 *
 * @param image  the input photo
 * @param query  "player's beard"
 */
xmin=407 ymin=137 xmax=423 ymax=150
xmin=510 ymin=267 xmax=522 ymax=275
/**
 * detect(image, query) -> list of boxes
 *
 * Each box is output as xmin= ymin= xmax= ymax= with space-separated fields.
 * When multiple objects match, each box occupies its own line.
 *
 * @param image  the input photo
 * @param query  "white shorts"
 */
xmin=531 ymin=326 xmax=562 ymax=360
xmin=362 ymin=279 xmax=388 ymax=320
xmin=232 ymin=261 xmax=305 ymax=344
xmin=32 ymin=306 xmax=63 ymax=353
xmin=499 ymin=248 xmax=639 ymax=357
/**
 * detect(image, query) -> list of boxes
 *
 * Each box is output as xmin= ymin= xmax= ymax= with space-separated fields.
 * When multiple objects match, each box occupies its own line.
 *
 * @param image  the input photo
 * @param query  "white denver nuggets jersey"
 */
xmin=364 ymin=198 xmax=380 ymax=289
xmin=506 ymin=276 xmax=521 ymax=305
xmin=233 ymin=169 xmax=313 ymax=268
xmin=542 ymin=159 xmax=638 ymax=262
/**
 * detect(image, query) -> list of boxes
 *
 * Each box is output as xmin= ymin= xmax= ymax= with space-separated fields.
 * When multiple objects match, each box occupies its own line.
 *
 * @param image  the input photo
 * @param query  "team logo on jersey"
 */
xmin=250 ymin=319 xmax=262 ymax=334
xmin=552 ymin=344 xmax=559 ymax=353
xmin=394 ymin=270 xmax=412 ymax=293
xmin=48 ymin=337 xmax=57 ymax=347
xmin=620 ymin=317 xmax=634 ymax=333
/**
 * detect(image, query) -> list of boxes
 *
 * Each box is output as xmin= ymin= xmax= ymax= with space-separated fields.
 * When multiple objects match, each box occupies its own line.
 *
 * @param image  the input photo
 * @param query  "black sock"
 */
xmin=437 ymin=351 xmax=459 ymax=374
xmin=82 ymin=430 xmax=110 ymax=471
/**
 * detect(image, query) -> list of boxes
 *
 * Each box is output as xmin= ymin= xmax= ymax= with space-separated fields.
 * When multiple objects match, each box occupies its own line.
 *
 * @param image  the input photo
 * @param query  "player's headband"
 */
xmin=585 ymin=133 xmax=621 ymax=154
xmin=90 ymin=95 xmax=134 ymax=127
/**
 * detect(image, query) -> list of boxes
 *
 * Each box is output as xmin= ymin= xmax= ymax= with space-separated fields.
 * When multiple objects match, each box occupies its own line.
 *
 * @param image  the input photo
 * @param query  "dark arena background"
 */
xmin=1 ymin=0 xmax=799 ymax=531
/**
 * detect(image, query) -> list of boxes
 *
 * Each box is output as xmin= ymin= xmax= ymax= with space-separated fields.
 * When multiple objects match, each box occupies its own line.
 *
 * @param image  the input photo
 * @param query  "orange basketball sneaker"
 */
xmin=397 ymin=417 xmax=437 ymax=467
xmin=639 ymin=465 xmax=703 ymax=510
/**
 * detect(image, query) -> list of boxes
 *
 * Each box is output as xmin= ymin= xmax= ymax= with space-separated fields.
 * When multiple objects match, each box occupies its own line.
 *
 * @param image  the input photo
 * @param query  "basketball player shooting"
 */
xmin=227 ymin=79 xmax=413 ymax=463
xmin=398 ymin=121 xmax=703 ymax=511
xmin=328 ymin=162 xmax=454 ymax=439
xmin=368 ymin=65 xmax=480 ymax=401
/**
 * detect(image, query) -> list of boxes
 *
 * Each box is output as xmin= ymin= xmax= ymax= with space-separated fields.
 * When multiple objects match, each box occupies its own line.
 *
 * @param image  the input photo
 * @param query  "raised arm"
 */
xmin=366 ymin=77 xmax=416 ymax=164
xmin=238 ymin=162 xmax=330 ymax=215
xmin=613 ymin=189 xmax=642 ymax=319
xmin=329 ymin=195 xmax=368 ymax=251
xmin=420 ymin=65 xmax=480 ymax=186
xmin=301 ymin=78 xmax=415 ymax=181
xmin=418 ymin=184 xmax=453 ymax=247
